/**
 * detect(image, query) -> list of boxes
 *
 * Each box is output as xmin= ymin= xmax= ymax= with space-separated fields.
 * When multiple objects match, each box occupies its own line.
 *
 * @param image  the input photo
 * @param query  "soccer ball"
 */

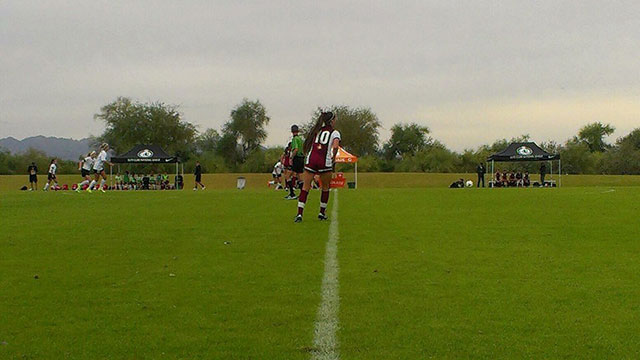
xmin=465 ymin=180 xmax=473 ymax=188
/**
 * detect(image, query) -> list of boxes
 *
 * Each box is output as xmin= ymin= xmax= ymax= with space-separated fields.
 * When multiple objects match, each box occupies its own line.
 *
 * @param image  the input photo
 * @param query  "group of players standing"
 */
xmin=275 ymin=111 xmax=342 ymax=222
xmin=31 ymin=111 xmax=342 ymax=223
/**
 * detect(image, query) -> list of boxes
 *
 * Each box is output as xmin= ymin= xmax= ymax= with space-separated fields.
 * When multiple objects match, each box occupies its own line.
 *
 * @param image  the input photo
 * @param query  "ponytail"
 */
xmin=303 ymin=111 xmax=335 ymax=154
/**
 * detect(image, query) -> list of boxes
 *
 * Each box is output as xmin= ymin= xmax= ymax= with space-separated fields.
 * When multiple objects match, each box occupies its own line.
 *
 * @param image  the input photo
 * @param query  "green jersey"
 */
xmin=291 ymin=135 xmax=304 ymax=157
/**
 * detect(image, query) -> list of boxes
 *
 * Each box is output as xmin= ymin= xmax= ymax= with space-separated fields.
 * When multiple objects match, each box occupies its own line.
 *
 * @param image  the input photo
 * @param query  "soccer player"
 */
xmin=43 ymin=158 xmax=58 ymax=191
xmin=76 ymin=151 xmax=95 ymax=191
xmin=294 ymin=111 xmax=341 ymax=223
xmin=271 ymin=160 xmax=284 ymax=189
xmin=286 ymin=124 xmax=304 ymax=199
xmin=88 ymin=143 xmax=113 ymax=193
xmin=282 ymin=142 xmax=293 ymax=198
xmin=27 ymin=162 xmax=38 ymax=191
xmin=194 ymin=161 xmax=205 ymax=190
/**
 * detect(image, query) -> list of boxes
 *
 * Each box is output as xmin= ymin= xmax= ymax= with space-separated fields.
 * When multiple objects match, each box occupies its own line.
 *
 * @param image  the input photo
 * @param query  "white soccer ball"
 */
xmin=465 ymin=180 xmax=473 ymax=188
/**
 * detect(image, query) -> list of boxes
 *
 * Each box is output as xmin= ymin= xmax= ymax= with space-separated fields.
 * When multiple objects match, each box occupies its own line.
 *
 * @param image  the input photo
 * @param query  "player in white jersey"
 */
xmin=87 ymin=143 xmax=113 ymax=193
xmin=43 ymin=158 xmax=58 ymax=191
xmin=270 ymin=161 xmax=284 ymax=189
xmin=76 ymin=151 xmax=96 ymax=191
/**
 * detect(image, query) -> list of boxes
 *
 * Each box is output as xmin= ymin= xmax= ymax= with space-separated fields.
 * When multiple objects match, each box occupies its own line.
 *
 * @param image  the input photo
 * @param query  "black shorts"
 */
xmin=29 ymin=174 xmax=37 ymax=183
xmin=93 ymin=168 xmax=104 ymax=175
xmin=47 ymin=173 xmax=56 ymax=181
xmin=292 ymin=156 xmax=304 ymax=173
xmin=272 ymin=173 xmax=281 ymax=178
xmin=195 ymin=174 xmax=202 ymax=182
xmin=81 ymin=169 xmax=90 ymax=177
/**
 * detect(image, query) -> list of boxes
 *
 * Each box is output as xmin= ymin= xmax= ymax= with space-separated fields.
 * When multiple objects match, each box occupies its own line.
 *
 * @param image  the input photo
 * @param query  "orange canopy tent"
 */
xmin=334 ymin=147 xmax=359 ymax=188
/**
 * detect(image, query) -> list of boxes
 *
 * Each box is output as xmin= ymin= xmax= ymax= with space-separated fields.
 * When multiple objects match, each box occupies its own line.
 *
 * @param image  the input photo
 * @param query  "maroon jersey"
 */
xmin=283 ymin=143 xmax=292 ymax=168
xmin=304 ymin=125 xmax=341 ymax=173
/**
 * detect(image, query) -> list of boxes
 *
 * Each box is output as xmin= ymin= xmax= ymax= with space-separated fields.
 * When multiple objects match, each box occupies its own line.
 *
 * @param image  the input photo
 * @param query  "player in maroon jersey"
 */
xmin=294 ymin=111 xmax=341 ymax=222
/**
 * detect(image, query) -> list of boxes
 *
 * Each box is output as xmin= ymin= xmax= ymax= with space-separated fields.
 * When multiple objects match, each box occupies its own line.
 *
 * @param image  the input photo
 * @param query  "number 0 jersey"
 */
xmin=304 ymin=126 xmax=341 ymax=173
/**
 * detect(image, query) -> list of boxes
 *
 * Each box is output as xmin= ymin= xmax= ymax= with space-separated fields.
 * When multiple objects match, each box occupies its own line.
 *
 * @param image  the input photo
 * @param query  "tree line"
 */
xmin=1 ymin=97 xmax=638 ymax=175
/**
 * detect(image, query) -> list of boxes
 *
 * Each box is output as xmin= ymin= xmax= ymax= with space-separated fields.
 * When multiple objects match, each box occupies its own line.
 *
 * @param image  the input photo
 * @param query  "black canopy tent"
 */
xmin=487 ymin=142 xmax=561 ymax=187
xmin=110 ymin=144 xmax=183 ymax=188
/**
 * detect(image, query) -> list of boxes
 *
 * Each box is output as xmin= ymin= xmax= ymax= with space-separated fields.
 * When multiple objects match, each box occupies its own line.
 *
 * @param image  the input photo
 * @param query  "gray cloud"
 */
xmin=1 ymin=0 xmax=638 ymax=151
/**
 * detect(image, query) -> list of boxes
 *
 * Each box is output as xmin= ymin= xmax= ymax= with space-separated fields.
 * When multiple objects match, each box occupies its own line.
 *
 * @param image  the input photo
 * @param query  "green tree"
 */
xmin=602 ymin=128 xmax=640 ymax=174
xmin=305 ymin=106 xmax=381 ymax=156
xmin=223 ymin=99 xmax=270 ymax=159
xmin=196 ymin=128 xmax=221 ymax=154
xmin=94 ymin=97 xmax=197 ymax=159
xmin=576 ymin=122 xmax=615 ymax=152
xmin=383 ymin=123 xmax=431 ymax=158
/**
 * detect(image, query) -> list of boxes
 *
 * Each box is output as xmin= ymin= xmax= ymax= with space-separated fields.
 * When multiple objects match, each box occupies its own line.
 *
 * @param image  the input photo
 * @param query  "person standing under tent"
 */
xmin=294 ymin=111 xmax=341 ymax=223
xmin=88 ymin=143 xmax=113 ymax=193
xmin=76 ymin=151 xmax=95 ymax=192
xmin=540 ymin=163 xmax=547 ymax=185
xmin=476 ymin=163 xmax=485 ymax=188
xmin=194 ymin=161 xmax=205 ymax=190
xmin=27 ymin=162 xmax=38 ymax=191
xmin=288 ymin=124 xmax=305 ymax=198
xmin=43 ymin=159 xmax=58 ymax=191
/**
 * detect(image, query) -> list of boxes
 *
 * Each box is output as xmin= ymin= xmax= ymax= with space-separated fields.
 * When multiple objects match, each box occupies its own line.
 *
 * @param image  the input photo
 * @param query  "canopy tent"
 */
xmin=487 ymin=142 xmax=561 ymax=187
xmin=334 ymin=147 xmax=359 ymax=188
xmin=111 ymin=144 xmax=179 ymax=163
xmin=110 ymin=144 xmax=183 ymax=188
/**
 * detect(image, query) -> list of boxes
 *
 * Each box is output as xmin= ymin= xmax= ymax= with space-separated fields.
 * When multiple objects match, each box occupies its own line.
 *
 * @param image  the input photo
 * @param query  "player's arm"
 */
xmin=330 ymin=138 xmax=340 ymax=162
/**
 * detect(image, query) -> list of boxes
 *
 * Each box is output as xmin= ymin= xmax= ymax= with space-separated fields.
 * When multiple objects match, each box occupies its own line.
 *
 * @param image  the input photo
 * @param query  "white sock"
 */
xmin=79 ymin=180 xmax=89 ymax=187
xmin=43 ymin=183 xmax=49 ymax=190
xmin=100 ymin=179 xmax=106 ymax=189
xmin=88 ymin=180 xmax=96 ymax=189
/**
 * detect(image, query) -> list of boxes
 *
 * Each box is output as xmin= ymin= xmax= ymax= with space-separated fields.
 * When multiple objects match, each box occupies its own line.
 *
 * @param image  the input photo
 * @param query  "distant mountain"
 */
xmin=0 ymin=136 xmax=91 ymax=160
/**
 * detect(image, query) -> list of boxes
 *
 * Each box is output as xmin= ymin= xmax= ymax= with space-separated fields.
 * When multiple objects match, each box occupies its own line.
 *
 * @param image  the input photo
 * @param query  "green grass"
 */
xmin=2 ymin=172 xmax=640 ymax=192
xmin=2 ymin=186 xmax=640 ymax=358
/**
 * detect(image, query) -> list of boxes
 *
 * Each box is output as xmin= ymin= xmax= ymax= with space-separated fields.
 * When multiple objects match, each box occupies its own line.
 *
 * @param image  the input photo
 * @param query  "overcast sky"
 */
xmin=1 ymin=0 xmax=638 ymax=151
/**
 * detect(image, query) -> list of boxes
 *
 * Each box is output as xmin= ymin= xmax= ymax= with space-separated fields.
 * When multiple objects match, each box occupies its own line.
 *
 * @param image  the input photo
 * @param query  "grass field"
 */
xmin=2 ymin=183 xmax=640 ymax=358
xmin=2 ymin=172 xmax=640 ymax=192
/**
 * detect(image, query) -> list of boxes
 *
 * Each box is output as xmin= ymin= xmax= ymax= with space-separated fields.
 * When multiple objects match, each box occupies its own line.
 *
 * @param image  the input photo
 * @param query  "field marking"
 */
xmin=311 ymin=190 xmax=340 ymax=360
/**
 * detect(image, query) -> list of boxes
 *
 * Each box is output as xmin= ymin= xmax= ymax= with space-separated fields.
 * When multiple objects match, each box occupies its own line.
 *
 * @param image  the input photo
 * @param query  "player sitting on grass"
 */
xmin=294 ymin=111 xmax=341 ymax=223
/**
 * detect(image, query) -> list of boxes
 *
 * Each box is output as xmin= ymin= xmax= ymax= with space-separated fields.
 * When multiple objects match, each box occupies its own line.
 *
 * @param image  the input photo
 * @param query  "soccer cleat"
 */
xmin=87 ymin=188 xmax=92 ymax=193
xmin=193 ymin=188 xmax=197 ymax=191
xmin=318 ymin=213 xmax=329 ymax=221
xmin=75 ymin=187 xmax=81 ymax=193
xmin=100 ymin=188 xmax=106 ymax=193
xmin=294 ymin=215 xmax=303 ymax=223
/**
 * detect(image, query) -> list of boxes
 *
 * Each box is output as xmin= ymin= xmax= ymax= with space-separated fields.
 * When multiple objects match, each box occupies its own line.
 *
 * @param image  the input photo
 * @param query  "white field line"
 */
xmin=311 ymin=190 xmax=340 ymax=360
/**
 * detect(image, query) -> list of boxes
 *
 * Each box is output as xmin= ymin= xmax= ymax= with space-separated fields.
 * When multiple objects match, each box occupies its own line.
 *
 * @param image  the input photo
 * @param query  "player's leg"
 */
xmin=88 ymin=172 xmax=98 ymax=191
xmin=295 ymin=170 xmax=315 ymax=222
xmin=318 ymin=171 xmax=333 ymax=220
xmin=98 ymin=171 xmax=107 ymax=192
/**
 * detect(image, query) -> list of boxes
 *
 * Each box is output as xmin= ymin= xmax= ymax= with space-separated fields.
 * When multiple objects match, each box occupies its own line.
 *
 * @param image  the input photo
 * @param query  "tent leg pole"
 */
xmin=355 ymin=162 xmax=357 ymax=189
xmin=559 ymin=159 xmax=562 ymax=187
xmin=491 ymin=160 xmax=494 ymax=188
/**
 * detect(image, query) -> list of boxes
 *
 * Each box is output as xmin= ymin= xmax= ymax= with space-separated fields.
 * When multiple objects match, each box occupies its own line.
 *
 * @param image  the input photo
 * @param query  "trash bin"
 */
xmin=347 ymin=181 xmax=356 ymax=189
xmin=237 ymin=176 xmax=246 ymax=189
